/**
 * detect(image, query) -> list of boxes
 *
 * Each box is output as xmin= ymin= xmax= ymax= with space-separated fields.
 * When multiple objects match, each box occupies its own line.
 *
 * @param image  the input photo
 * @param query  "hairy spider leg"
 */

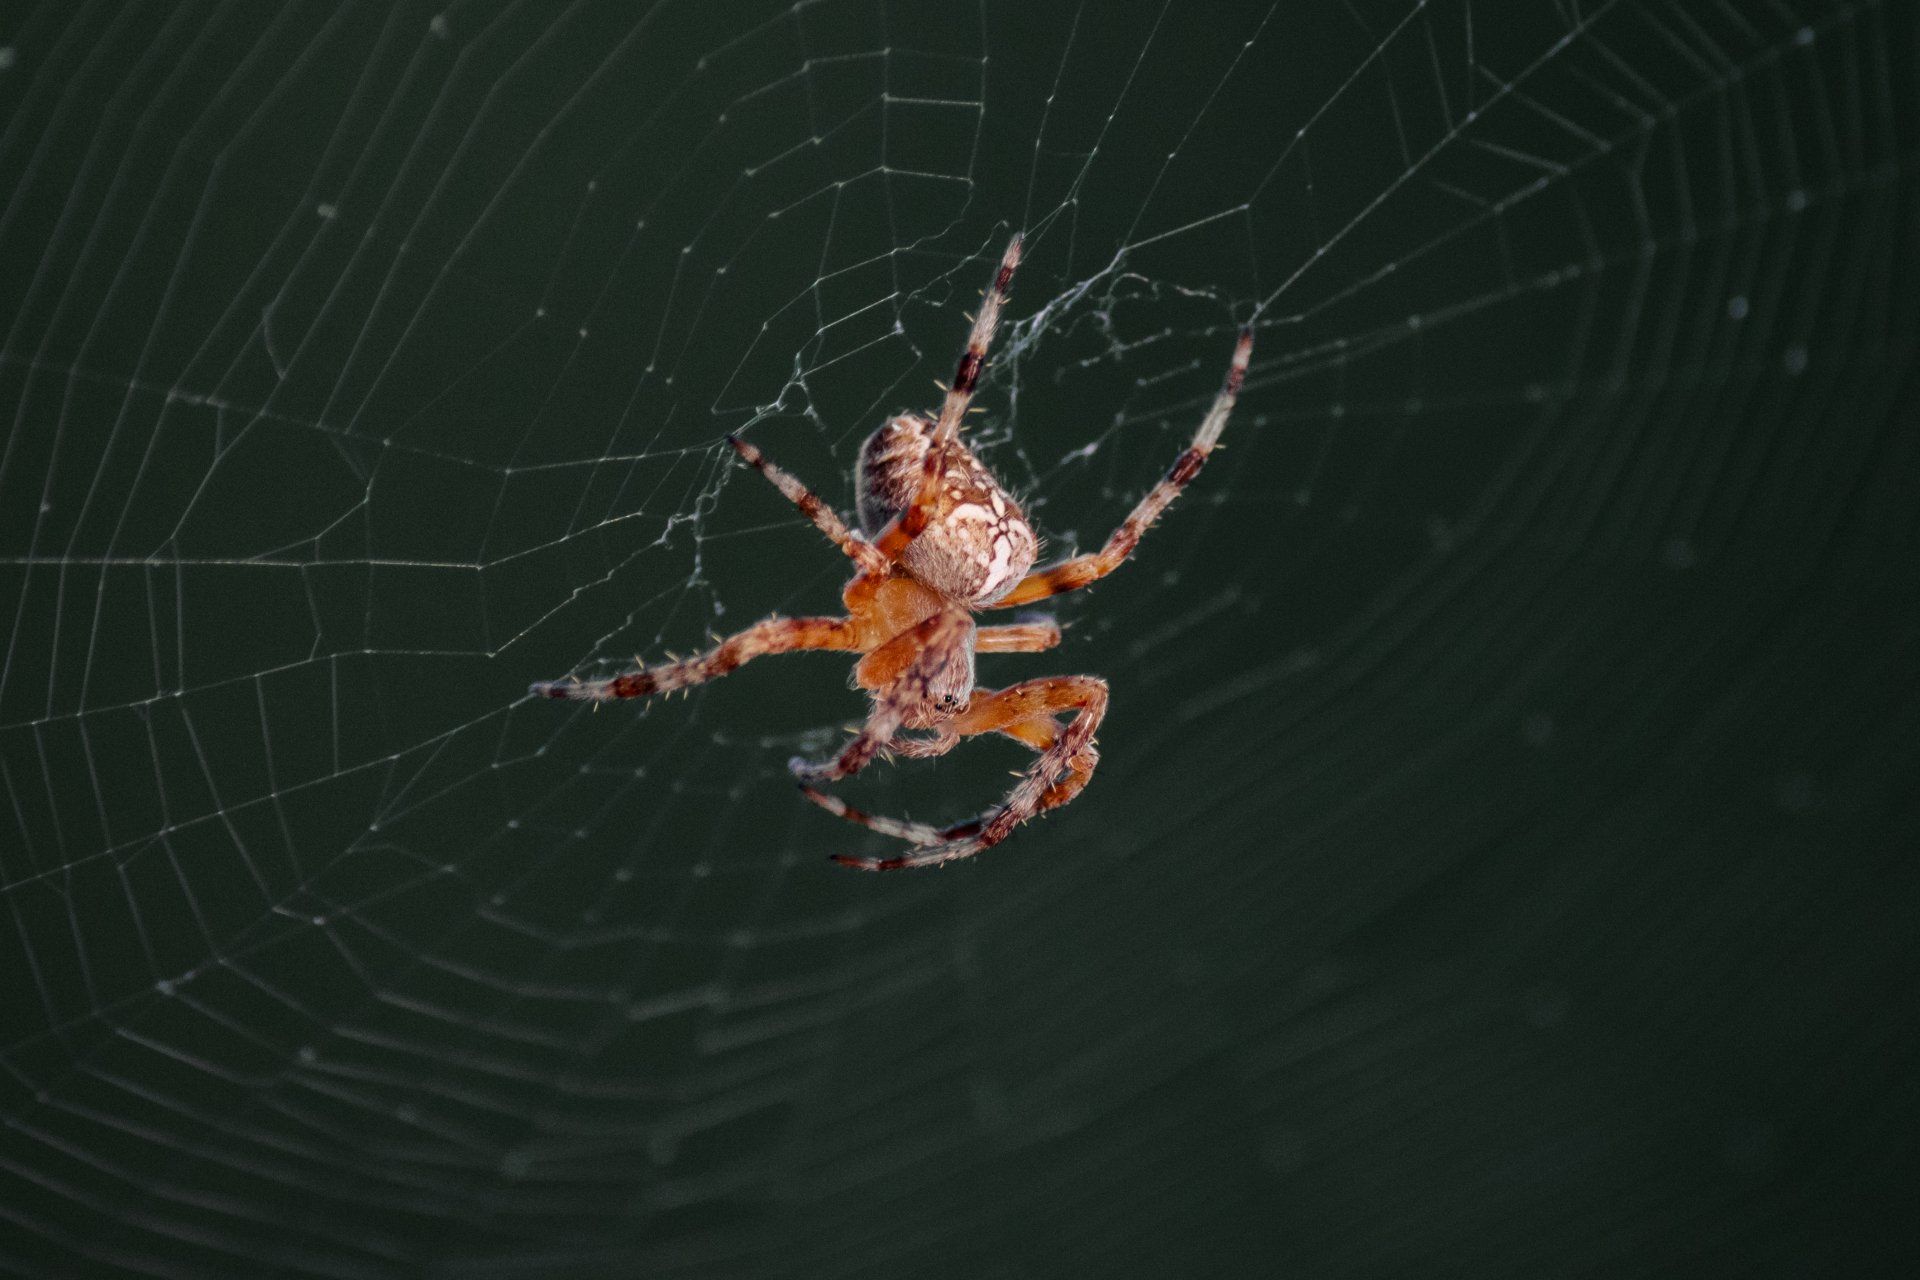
xmin=800 ymin=706 xmax=1082 ymax=846
xmin=801 ymin=789 xmax=980 ymax=847
xmin=532 ymin=435 xmax=951 ymax=703
xmin=974 ymin=618 xmax=1062 ymax=653
xmin=793 ymin=614 xmax=1060 ymax=833
xmin=994 ymin=327 xmax=1254 ymax=608
xmin=871 ymin=233 xmax=1024 ymax=561
xmin=931 ymin=233 xmax=1023 ymax=446
xmin=788 ymin=608 xmax=975 ymax=782
xmin=830 ymin=675 xmax=1108 ymax=870
xmin=528 ymin=616 xmax=861 ymax=701
xmin=724 ymin=434 xmax=891 ymax=577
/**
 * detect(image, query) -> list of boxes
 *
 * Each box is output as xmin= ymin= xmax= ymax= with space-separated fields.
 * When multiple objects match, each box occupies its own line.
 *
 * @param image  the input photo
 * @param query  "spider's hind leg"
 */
xmin=800 ymin=738 xmax=1087 ymax=850
xmin=799 ymin=787 xmax=979 ymax=848
xmin=826 ymin=677 xmax=1107 ymax=869
xmin=788 ymin=608 xmax=974 ymax=782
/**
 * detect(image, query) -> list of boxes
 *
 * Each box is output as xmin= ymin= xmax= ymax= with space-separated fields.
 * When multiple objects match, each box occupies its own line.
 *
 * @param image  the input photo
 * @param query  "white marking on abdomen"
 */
xmin=979 ymin=531 xmax=1020 ymax=595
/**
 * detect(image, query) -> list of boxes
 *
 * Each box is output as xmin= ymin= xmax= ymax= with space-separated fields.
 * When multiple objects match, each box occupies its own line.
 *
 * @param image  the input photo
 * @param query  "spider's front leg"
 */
xmin=871 ymin=233 xmax=1023 ymax=560
xmin=724 ymin=435 xmax=891 ymax=577
xmin=787 ymin=608 xmax=974 ymax=783
xmin=530 ymin=616 xmax=859 ymax=702
xmin=994 ymin=327 xmax=1253 ymax=608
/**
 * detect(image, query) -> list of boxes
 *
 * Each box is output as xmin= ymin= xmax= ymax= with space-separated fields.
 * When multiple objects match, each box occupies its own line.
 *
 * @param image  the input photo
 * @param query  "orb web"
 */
xmin=2 ymin=1 xmax=1913 ymax=1275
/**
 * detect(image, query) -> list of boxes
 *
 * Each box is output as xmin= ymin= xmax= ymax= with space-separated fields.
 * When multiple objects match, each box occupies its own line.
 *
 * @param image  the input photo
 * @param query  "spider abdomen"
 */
xmin=856 ymin=415 xmax=1038 ymax=605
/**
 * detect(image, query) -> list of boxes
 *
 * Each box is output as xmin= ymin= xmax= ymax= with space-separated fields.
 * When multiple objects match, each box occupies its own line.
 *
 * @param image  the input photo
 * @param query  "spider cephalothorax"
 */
xmin=533 ymin=234 xmax=1254 ymax=869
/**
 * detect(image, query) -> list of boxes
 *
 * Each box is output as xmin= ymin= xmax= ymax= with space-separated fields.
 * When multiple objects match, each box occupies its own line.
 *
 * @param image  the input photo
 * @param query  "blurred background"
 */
xmin=1 ymin=1 xmax=1914 ymax=1275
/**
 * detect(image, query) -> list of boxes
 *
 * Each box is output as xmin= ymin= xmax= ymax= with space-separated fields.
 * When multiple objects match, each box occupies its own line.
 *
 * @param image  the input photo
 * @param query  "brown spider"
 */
xmin=532 ymin=234 xmax=1253 ymax=869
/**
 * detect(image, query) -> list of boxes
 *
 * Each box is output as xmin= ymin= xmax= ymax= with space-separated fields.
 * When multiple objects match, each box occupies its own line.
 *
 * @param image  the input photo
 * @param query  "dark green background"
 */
xmin=2 ymin=1 xmax=1914 ymax=1276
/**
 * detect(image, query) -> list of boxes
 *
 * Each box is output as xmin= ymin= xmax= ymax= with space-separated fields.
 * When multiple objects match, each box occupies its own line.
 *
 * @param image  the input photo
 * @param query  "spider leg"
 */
xmin=890 ymin=727 xmax=962 ymax=759
xmin=975 ymin=618 xmax=1061 ymax=653
xmin=993 ymin=327 xmax=1253 ymax=609
xmin=529 ymin=616 xmax=858 ymax=701
xmin=799 ymin=787 xmax=981 ymax=847
xmin=929 ymin=233 xmax=1023 ymax=447
xmin=725 ymin=435 xmax=891 ymax=577
xmin=871 ymin=233 xmax=1023 ymax=561
xmin=788 ymin=608 xmax=973 ymax=782
xmin=804 ymin=775 xmax=1091 ymax=848
xmin=800 ymin=711 xmax=1076 ymax=847
xmin=831 ymin=676 xmax=1108 ymax=870
xmin=797 ymin=720 xmax=968 ymax=846
xmin=794 ymin=618 xmax=1054 ymax=833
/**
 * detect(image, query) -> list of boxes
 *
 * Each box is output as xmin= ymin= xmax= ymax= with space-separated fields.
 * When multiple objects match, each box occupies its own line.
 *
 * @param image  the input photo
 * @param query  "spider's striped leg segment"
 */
xmin=725 ymin=434 xmax=891 ymax=577
xmin=932 ymin=233 xmax=1022 ymax=445
xmin=803 ymin=621 xmax=1059 ymax=845
xmin=872 ymin=233 xmax=1023 ymax=561
xmin=831 ymin=675 xmax=1108 ymax=870
xmin=789 ymin=608 xmax=974 ymax=783
xmin=994 ymin=327 xmax=1254 ymax=609
xmin=801 ymin=789 xmax=981 ymax=848
xmin=529 ymin=617 xmax=858 ymax=702
xmin=807 ymin=773 xmax=1089 ymax=849
xmin=975 ymin=618 xmax=1062 ymax=653
xmin=888 ymin=727 xmax=962 ymax=759
xmin=796 ymin=725 xmax=966 ymax=846
xmin=802 ymin=707 xmax=1076 ymax=848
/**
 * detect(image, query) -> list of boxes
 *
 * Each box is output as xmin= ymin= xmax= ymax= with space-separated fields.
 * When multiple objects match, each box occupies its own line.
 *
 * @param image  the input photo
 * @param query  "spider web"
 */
xmin=3 ymin=1 xmax=1916 ymax=1275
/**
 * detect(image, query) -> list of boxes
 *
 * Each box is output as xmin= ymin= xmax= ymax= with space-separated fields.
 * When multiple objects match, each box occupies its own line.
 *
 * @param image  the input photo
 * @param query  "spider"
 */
xmin=532 ymin=234 xmax=1253 ymax=869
